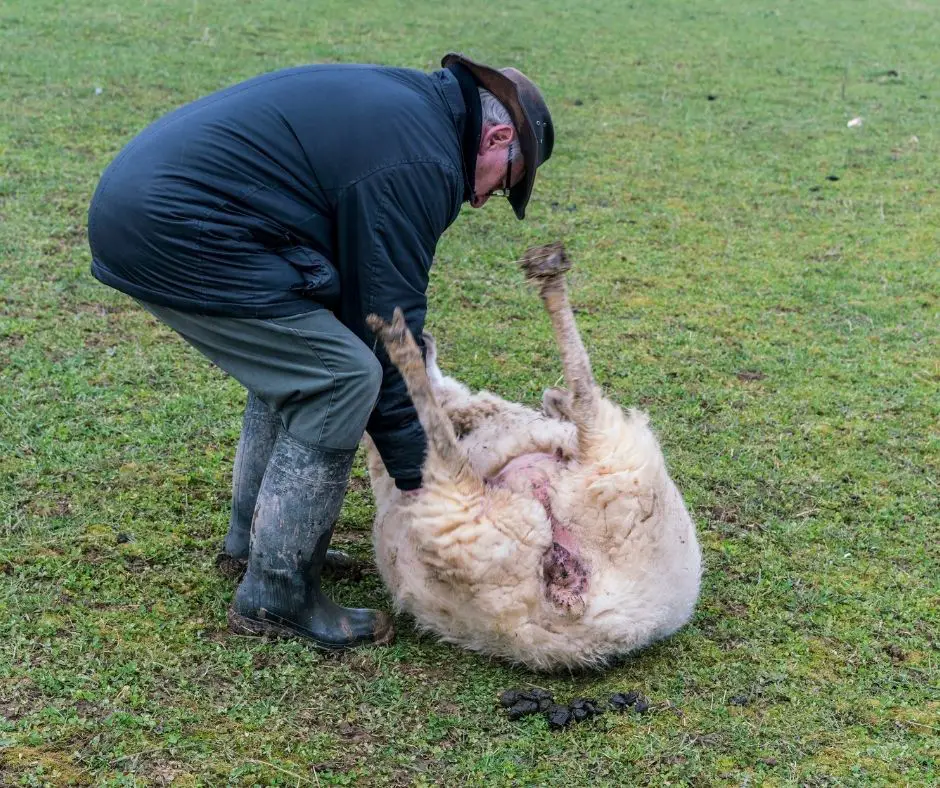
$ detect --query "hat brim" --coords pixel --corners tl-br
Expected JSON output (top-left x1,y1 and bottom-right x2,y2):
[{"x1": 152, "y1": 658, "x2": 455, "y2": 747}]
[{"x1": 442, "y1": 53, "x2": 538, "y2": 220}]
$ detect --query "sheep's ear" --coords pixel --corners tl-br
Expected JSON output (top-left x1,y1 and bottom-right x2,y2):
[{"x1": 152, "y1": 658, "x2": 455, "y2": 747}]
[{"x1": 542, "y1": 387, "x2": 574, "y2": 421}]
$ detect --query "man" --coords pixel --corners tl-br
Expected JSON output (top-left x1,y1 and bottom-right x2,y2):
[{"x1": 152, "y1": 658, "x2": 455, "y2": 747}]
[{"x1": 87, "y1": 53, "x2": 554, "y2": 650}]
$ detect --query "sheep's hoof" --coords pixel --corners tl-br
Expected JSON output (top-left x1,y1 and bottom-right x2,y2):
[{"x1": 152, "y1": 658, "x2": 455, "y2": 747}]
[
  {"x1": 366, "y1": 307, "x2": 417, "y2": 361},
  {"x1": 366, "y1": 312, "x2": 391, "y2": 336},
  {"x1": 520, "y1": 241, "x2": 571, "y2": 283}
]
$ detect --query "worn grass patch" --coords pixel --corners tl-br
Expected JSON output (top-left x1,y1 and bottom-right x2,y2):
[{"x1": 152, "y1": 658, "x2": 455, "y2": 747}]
[{"x1": 1, "y1": 0, "x2": 938, "y2": 784}]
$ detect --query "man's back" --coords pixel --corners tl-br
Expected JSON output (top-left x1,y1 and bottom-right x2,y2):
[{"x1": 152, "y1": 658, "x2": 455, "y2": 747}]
[{"x1": 89, "y1": 64, "x2": 465, "y2": 317}]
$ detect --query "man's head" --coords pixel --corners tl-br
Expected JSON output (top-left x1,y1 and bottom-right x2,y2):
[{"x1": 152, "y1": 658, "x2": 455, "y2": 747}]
[
  {"x1": 470, "y1": 89, "x2": 525, "y2": 209},
  {"x1": 442, "y1": 53, "x2": 553, "y2": 219}
]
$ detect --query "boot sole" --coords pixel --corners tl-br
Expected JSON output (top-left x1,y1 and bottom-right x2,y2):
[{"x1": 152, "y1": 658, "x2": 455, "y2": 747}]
[{"x1": 227, "y1": 606, "x2": 396, "y2": 649}]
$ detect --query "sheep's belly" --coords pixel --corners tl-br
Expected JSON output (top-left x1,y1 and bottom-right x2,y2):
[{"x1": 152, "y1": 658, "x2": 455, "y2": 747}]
[
  {"x1": 486, "y1": 452, "x2": 559, "y2": 493},
  {"x1": 486, "y1": 452, "x2": 589, "y2": 608}
]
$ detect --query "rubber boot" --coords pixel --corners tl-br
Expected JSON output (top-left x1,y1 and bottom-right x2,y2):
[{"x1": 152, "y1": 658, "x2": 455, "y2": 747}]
[
  {"x1": 227, "y1": 431, "x2": 394, "y2": 649},
  {"x1": 215, "y1": 392, "x2": 279, "y2": 579},
  {"x1": 215, "y1": 392, "x2": 360, "y2": 581}
]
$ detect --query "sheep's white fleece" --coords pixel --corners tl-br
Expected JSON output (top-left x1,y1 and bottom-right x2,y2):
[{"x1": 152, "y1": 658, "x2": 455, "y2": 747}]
[{"x1": 366, "y1": 356, "x2": 701, "y2": 671}]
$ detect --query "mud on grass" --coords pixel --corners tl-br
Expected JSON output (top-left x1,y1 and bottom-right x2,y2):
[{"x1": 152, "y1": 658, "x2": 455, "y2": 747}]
[{"x1": 2, "y1": 0, "x2": 938, "y2": 784}]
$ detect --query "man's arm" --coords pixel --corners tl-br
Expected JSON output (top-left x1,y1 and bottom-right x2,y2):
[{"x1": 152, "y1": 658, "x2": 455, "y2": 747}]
[{"x1": 333, "y1": 161, "x2": 461, "y2": 489}]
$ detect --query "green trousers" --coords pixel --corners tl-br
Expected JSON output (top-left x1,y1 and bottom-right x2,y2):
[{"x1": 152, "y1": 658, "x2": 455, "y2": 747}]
[{"x1": 138, "y1": 302, "x2": 382, "y2": 451}]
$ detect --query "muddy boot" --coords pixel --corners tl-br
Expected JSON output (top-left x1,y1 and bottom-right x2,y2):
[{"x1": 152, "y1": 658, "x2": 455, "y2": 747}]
[
  {"x1": 215, "y1": 392, "x2": 280, "y2": 580},
  {"x1": 227, "y1": 431, "x2": 394, "y2": 649},
  {"x1": 215, "y1": 393, "x2": 361, "y2": 581}
]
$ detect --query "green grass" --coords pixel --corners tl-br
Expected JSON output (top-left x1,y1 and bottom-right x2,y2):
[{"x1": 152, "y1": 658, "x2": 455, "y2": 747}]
[{"x1": 1, "y1": 0, "x2": 938, "y2": 784}]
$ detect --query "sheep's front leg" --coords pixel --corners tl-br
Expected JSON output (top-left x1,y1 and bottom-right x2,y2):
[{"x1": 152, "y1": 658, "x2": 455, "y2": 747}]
[
  {"x1": 520, "y1": 242, "x2": 601, "y2": 460},
  {"x1": 367, "y1": 309, "x2": 484, "y2": 497}
]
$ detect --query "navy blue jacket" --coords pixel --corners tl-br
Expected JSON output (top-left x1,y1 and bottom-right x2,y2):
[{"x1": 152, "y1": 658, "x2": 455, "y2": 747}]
[{"x1": 88, "y1": 65, "x2": 472, "y2": 486}]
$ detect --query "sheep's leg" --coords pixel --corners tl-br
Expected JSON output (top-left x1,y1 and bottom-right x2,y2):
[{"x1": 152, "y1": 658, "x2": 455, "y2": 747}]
[
  {"x1": 520, "y1": 242, "x2": 600, "y2": 459},
  {"x1": 368, "y1": 310, "x2": 484, "y2": 496}
]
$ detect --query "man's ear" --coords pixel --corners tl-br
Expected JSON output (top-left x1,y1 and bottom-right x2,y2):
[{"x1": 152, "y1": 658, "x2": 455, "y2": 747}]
[{"x1": 482, "y1": 123, "x2": 514, "y2": 152}]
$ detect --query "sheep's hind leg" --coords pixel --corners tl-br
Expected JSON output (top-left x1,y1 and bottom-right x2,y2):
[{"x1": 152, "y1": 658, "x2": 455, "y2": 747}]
[
  {"x1": 520, "y1": 242, "x2": 600, "y2": 460},
  {"x1": 367, "y1": 310, "x2": 483, "y2": 496}
]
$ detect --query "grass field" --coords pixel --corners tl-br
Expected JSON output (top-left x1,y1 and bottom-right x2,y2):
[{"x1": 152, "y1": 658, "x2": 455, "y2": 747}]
[{"x1": 1, "y1": 0, "x2": 938, "y2": 784}]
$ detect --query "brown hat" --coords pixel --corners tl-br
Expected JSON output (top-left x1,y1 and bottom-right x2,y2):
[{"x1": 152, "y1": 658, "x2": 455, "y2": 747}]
[{"x1": 441, "y1": 52, "x2": 554, "y2": 220}]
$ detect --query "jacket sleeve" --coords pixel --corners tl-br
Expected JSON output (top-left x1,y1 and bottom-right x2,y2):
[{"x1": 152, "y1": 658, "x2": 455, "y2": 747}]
[{"x1": 333, "y1": 161, "x2": 461, "y2": 488}]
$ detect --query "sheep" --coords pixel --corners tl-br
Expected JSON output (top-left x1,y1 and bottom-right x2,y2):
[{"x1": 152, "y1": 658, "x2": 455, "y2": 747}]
[{"x1": 365, "y1": 242, "x2": 702, "y2": 671}]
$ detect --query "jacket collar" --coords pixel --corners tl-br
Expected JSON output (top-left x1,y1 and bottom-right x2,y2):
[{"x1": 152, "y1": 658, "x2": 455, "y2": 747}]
[{"x1": 437, "y1": 65, "x2": 482, "y2": 203}]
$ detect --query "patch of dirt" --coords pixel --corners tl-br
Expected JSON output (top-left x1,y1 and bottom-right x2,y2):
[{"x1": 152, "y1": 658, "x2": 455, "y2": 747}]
[
  {"x1": 73, "y1": 700, "x2": 99, "y2": 719},
  {"x1": 392, "y1": 660, "x2": 456, "y2": 684},
  {"x1": 329, "y1": 531, "x2": 371, "y2": 546},
  {"x1": 684, "y1": 732, "x2": 726, "y2": 748},
  {"x1": 0, "y1": 702, "x2": 25, "y2": 722},
  {"x1": 142, "y1": 759, "x2": 193, "y2": 787},
  {"x1": 82, "y1": 333, "x2": 120, "y2": 350},
  {"x1": 338, "y1": 652, "x2": 384, "y2": 678},
  {"x1": 25, "y1": 495, "x2": 73, "y2": 518},
  {"x1": 337, "y1": 722, "x2": 371, "y2": 742},
  {"x1": 303, "y1": 720, "x2": 389, "y2": 777},
  {"x1": 199, "y1": 627, "x2": 231, "y2": 644},
  {"x1": 251, "y1": 651, "x2": 285, "y2": 670},
  {"x1": 0, "y1": 332, "x2": 26, "y2": 349},
  {"x1": 347, "y1": 476, "x2": 370, "y2": 493},
  {"x1": 81, "y1": 547, "x2": 107, "y2": 564},
  {"x1": 707, "y1": 504, "x2": 740, "y2": 524},
  {"x1": 214, "y1": 553, "x2": 245, "y2": 582},
  {"x1": 0, "y1": 679, "x2": 44, "y2": 721},
  {"x1": 122, "y1": 556, "x2": 162, "y2": 573},
  {"x1": 656, "y1": 754, "x2": 688, "y2": 766},
  {"x1": 306, "y1": 758, "x2": 361, "y2": 779},
  {"x1": 883, "y1": 643, "x2": 906, "y2": 662}
]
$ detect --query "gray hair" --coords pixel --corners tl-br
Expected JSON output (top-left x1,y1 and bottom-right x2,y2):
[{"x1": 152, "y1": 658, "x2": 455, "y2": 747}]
[{"x1": 479, "y1": 88, "x2": 520, "y2": 162}]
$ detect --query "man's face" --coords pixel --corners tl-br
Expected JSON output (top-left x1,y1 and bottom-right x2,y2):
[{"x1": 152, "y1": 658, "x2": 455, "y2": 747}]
[{"x1": 471, "y1": 124, "x2": 525, "y2": 209}]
